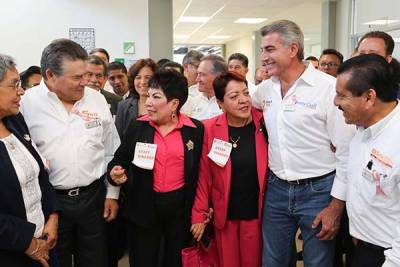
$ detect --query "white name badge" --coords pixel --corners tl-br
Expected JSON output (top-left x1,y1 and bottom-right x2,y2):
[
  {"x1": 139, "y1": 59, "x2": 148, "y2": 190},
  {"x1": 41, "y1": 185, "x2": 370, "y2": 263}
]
[
  {"x1": 283, "y1": 104, "x2": 295, "y2": 112},
  {"x1": 207, "y1": 138, "x2": 232, "y2": 167},
  {"x1": 85, "y1": 120, "x2": 101, "y2": 129},
  {"x1": 362, "y1": 167, "x2": 373, "y2": 182},
  {"x1": 132, "y1": 142, "x2": 158, "y2": 170}
]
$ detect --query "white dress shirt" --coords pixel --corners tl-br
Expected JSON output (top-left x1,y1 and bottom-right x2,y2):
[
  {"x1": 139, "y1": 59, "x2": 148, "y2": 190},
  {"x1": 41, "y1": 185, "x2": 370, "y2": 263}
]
[
  {"x1": 252, "y1": 64, "x2": 354, "y2": 200},
  {"x1": 1, "y1": 134, "x2": 45, "y2": 238},
  {"x1": 188, "y1": 83, "x2": 200, "y2": 97},
  {"x1": 247, "y1": 81, "x2": 258, "y2": 97},
  {"x1": 181, "y1": 93, "x2": 222, "y2": 120},
  {"x1": 20, "y1": 81, "x2": 121, "y2": 199},
  {"x1": 346, "y1": 103, "x2": 400, "y2": 267}
]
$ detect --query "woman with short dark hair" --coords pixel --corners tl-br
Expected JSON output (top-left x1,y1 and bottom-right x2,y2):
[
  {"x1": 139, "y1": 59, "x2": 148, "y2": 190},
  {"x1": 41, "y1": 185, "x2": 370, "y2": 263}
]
[
  {"x1": 191, "y1": 71, "x2": 268, "y2": 267},
  {"x1": 108, "y1": 69, "x2": 204, "y2": 267}
]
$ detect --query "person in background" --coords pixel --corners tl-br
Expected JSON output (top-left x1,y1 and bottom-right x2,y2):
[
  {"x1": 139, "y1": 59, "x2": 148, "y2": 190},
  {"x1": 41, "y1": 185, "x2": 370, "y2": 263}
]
[
  {"x1": 254, "y1": 64, "x2": 270, "y2": 86},
  {"x1": 0, "y1": 54, "x2": 59, "y2": 267},
  {"x1": 318, "y1": 49, "x2": 344, "y2": 77},
  {"x1": 90, "y1": 48, "x2": 110, "y2": 64},
  {"x1": 181, "y1": 54, "x2": 227, "y2": 120},
  {"x1": 87, "y1": 55, "x2": 122, "y2": 116},
  {"x1": 228, "y1": 53, "x2": 257, "y2": 96},
  {"x1": 305, "y1": 55, "x2": 319, "y2": 69},
  {"x1": 334, "y1": 54, "x2": 400, "y2": 267},
  {"x1": 20, "y1": 66, "x2": 42, "y2": 90},
  {"x1": 115, "y1": 58, "x2": 159, "y2": 138},
  {"x1": 157, "y1": 58, "x2": 171, "y2": 68},
  {"x1": 162, "y1": 61, "x2": 184, "y2": 74},
  {"x1": 182, "y1": 50, "x2": 203, "y2": 97},
  {"x1": 108, "y1": 68, "x2": 204, "y2": 267},
  {"x1": 191, "y1": 71, "x2": 268, "y2": 267},
  {"x1": 20, "y1": 39, "x2": 120, "y2": 267},
  {"x1": 107, "y1": 62, "x2": 130, "y2": 99}
]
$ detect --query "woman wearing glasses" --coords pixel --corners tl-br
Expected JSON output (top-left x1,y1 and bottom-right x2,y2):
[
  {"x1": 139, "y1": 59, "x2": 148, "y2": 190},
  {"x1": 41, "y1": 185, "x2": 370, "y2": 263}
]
[{"x1": 0, "y1": 55, "x2": 58, "y2": 267}]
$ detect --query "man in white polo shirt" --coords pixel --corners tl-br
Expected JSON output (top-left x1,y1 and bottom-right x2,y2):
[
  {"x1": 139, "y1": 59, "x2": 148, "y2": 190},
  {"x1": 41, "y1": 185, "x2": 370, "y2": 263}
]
[
  {"x1": 20, "y1": 39, "x2": 120, "y2": 267},
  {"x1": 334, "y1": 54, "x2": 400, "y2": 267},
  {"x1": 253, "y1": 20, "x2": 354, "y2": 267},
  {"x1": 181, "y1": 54, "x2": 226, "y2": 120}
]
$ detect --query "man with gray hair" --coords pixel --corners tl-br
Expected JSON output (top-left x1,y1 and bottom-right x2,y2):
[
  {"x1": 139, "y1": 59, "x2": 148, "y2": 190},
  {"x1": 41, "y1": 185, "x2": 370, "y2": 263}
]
[
  {"x1": 252, "y1": 20, "x2": 354, "y2": 267},
  {"x1": 181, "y1": 54, "x2": 227, "y2": 120},
  {"x1": 182, "y1": 50, "x2": 203, "y2": 97},
  {"x1": 20, "y1": 39, "x2": 120, "y2": 267}
]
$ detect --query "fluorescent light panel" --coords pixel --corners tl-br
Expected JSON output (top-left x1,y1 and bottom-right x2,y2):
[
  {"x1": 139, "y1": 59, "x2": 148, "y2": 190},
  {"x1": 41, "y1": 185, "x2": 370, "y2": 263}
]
[
  {"x1": 174, "y1": 34, "x2": 190, "y2": 39},
  {"x1": 208, "y1": 35, "x2": 231, "y2": 39},
  {"x1": 179, "y1": 16, "x2": 209, "y2": 23},
  {"x1": 234, "y1": 18, "x2": 267, "y2": 24},
  {"x1": 363, "y1": 19, "x2": 398, "y2": 25}
]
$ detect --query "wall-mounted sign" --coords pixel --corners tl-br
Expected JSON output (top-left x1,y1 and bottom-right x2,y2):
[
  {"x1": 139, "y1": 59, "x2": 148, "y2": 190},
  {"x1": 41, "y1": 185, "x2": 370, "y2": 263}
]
[
  {"x1": 69, "y1": 28, "x2": 95, "y2": 52},
  {"x1": 123, "y1": 42, "x2": 135, "y2": 54}
]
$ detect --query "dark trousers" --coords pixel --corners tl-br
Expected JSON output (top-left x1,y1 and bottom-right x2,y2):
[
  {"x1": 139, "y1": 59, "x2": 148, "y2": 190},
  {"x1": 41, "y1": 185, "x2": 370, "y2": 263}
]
[
  {"x1": 106, "y1": 204, "x2": 127, "y2": 267},
  {"x1": 334, "y1": 210, "x2": 354, "y2": 267},
  {"x1": 129, "y1": 187, "x2": 189, "y2": 267},
  {"x1": 352, "y1": 240, "x2": 386, "y2": 267},
  {"x1": 56, "y1": 181, "x2": 107, "y2": 267}
]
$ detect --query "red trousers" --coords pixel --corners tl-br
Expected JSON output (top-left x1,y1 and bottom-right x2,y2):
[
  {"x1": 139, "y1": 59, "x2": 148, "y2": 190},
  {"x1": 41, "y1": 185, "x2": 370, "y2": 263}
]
[{"x1": 214, "y1": 219, "x2": 261, "y2": 267}]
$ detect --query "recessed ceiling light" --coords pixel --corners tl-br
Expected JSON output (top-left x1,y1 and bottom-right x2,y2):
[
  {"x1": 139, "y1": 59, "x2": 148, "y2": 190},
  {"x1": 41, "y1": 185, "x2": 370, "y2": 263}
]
[
  {"x1": 234, "y1": 18, "x2": 268, "y2": 24},
  {"x1": 304, "y1": 38, "x2": 311, "y2": 41},
  {"x1": 208, "y1": 35, "x2": 231, "y2": 39},
  {"x1": 174, "y1": 35, "x2": 190, "y2": 39},
  {"x1": 363, "y1": 19, "x2": 398, "y2": 25},
  {"x1": 179, "y1": 16, "x2": 209, "y2": 23}
]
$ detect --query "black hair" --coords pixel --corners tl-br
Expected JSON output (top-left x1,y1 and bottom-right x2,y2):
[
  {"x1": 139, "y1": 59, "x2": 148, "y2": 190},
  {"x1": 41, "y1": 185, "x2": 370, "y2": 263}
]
[
  {"x1": 162, "y1": 61, "x2": 184, "y2": 74},
  {"x1": 228, "y1": 53, "x2": 249, "y2": 68},
  {"x1": 20, "y1": 66, "x2": 41, "y2": 89},
  {"x1": 213, "y1": 71, "x2": 247, "y2": 102},
  {"x1": 157, "y1": 58, "x2": 171, "y2": 67},
  {"x1": 89, "y1": 48, "x2": 110, "y2": 62},
  {"x1": 337, "y1": 54, "x2": 399, "y2": 102},
  {"x1": 148, "y1": 68, "x2": 188, "y2": 112},
  {"x1": 305, "y1": 56, "x2": 318, "y2": 61},
  {"x1": 320, "y1": 49, "x2": 344, "y2": 63},
  {"x1": 107, "y1": 61, "x2": 127, "y2": 75},
  {"x1": 88, "y1": 55, "x2": 107, "y2": 75}
]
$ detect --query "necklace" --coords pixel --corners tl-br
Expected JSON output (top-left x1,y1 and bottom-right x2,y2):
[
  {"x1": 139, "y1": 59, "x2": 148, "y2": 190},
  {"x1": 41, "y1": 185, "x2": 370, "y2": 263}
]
[{"x1": 229, "y1": 136, "x2": 240, "y2": 149}]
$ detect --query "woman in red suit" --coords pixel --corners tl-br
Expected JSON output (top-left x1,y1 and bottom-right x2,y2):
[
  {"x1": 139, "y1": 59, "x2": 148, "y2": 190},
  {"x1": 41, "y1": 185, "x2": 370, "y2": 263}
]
[{"x1": 191, "y1": 71, "x2": 268, "y2": 267}]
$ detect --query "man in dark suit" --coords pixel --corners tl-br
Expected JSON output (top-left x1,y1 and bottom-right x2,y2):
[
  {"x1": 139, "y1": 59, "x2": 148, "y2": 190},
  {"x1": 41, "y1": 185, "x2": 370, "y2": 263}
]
[{"x1": 87, "y1": 55, "x2": 122, "y2": 116}]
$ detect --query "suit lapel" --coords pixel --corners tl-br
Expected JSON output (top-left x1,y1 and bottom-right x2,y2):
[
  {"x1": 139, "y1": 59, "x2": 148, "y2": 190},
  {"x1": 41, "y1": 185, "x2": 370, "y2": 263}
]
[{"x1": 212, "y1": 115, "x2": 231, "y2": 203}]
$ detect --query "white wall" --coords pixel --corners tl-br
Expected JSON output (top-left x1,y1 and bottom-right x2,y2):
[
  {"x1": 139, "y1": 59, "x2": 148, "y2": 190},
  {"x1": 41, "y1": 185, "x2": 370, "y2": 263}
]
[
  {"x1": 225, "y1": 34, "x2": 256, "y2": 83},
  {"x1": 0, "y1": 0, "x2": 149, "y2": 71}
]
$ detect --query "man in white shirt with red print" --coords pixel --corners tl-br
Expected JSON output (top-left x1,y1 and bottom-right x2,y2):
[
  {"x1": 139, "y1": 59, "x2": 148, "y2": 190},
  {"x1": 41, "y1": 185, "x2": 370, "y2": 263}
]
[
  {"x1": 334, "y1": 54, "x2": 400, "y2": 267},
  {"x1": 20, "y1": 39, "x2": 120, "y2": 267}
]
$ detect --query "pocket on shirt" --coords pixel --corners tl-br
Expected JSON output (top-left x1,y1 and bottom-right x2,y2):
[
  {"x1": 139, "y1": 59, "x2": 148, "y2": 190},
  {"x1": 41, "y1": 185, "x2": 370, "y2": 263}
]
[{"x1": 362, "y1": 174, "x2": 399, "y2": 209}]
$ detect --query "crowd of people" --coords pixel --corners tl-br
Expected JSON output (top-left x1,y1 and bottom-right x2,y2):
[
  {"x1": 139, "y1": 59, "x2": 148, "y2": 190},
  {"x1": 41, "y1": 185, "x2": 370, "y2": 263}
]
[{"x1": 1, "y1": 18, "x2": 399, "y2": 267}]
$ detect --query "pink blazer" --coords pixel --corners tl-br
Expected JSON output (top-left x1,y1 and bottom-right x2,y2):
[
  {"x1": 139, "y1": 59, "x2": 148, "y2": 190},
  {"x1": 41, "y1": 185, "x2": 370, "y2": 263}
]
[{"x1": 191, "y1": 108, "x2": 268, "y2": 229}]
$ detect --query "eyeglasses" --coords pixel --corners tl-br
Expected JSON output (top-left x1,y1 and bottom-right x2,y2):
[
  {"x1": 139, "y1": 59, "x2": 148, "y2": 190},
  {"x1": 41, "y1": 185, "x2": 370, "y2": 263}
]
[
  {"x1": 0, "y1": 80, "x2": 21, "y2": 90},
  {"x1": 319, "y1": 62, "x2": 339, "y2": 68}
]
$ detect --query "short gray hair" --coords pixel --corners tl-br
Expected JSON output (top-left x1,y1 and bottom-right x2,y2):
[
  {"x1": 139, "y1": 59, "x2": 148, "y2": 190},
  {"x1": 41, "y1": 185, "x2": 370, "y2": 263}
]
[
  {"x1": 182, "y1": 50, "x2": 204, "y2": 65},
  {"x1": 202, "y1": 54, "x2": 228, "y2": 74},
  {"x1": 0, "y1": 54, "x2": 16, "y2": 83},
  {"x1": 260, "y1": 19, "x2": 304, "y2": 60}
]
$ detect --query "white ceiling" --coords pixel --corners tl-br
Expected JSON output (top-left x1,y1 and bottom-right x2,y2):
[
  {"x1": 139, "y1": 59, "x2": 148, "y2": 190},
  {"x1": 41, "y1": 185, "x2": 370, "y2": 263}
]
[{"x1": 173, "y1": 0, "x2": 322, "y2": 45}]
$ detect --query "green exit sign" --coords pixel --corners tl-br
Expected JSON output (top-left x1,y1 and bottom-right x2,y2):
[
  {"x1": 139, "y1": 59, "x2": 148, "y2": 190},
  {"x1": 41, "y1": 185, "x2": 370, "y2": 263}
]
[{"x1": 123, "y1": 42, "x2": 135, "y2": 54}]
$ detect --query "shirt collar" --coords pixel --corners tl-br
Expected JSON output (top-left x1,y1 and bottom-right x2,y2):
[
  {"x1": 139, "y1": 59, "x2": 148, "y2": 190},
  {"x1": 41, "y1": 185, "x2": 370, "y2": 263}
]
[
  {"x1": 270, "y1": 62, "x2": 315, "y2": 87},
  {"x1": 362, "y1": 101, "x2": 399, "y2": 141},
  {"x1": 137, "y1": 113, "x2": 197, "y2": 129}
]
